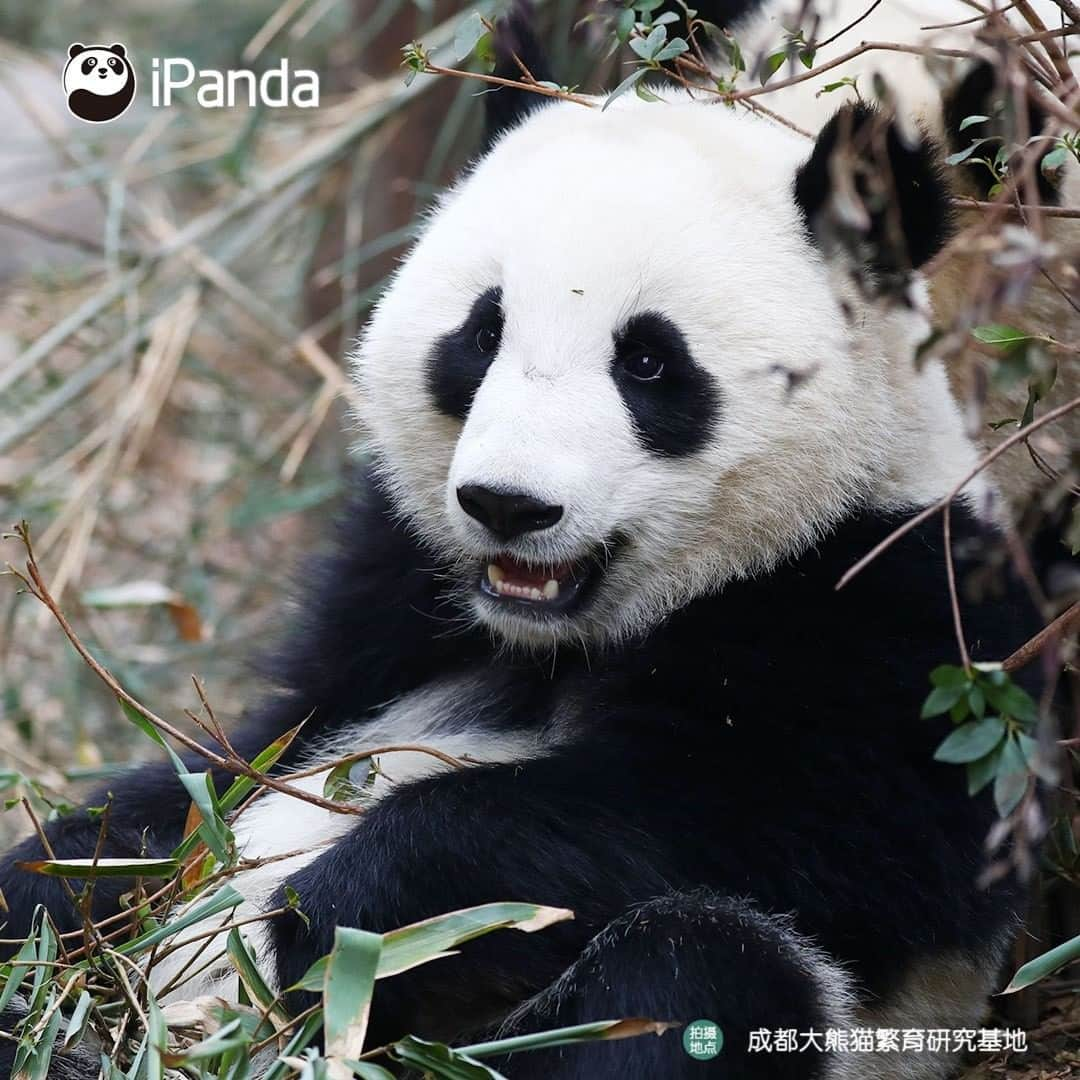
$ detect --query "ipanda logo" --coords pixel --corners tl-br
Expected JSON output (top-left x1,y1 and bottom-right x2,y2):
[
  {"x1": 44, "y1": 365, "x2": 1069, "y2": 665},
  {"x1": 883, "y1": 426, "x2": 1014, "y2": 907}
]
[
  {"x1": 64, "y1": 43, "x2": 136, "y2": 123},
  {"x1": 64, "y1": 42, "x2": 319, "y2": 123}
]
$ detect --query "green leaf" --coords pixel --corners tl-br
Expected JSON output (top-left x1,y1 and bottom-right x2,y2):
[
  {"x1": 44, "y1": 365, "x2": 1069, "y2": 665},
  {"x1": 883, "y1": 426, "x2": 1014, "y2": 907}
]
[
  {"x1": 345, "y1": 1064, "x2": 397, "y2": 1080},
  {"x1": 459, "y1": 1018, "x2": 678, "y2": 1057},
  {"x1": 380, "y1": 902, "x2": 573, "y2": 979},
  {"x1": 261, "y1": 1011, "x2": 325, "y2": 1080},
  {"x1": 117, "y1": 886, "x2": 242, "y2": 959},
  {"x1": 227, "y1": 929, "x2": 285, "y2": 1032},
  {"x1": 982, "y1": 679, "x2": 1039, "y2": 726},
  {"x1": 292, "y1": 902, "x2": 574, "y2": 992},
  {"x1": 946, "y1": 137, "x2": 994, "y2": 165},
  {"x1": 323, "y1": 757, "x2": 374, "y2": 804},
  {"x1": 24, "y1": 988, "x2": 63, "y2": 1080},
  {"x1": 324, "y1": 927, "x2": 383, "y2": 1063},
  {"x1": 145, "y1": 994, "x2": 168, "y2": 1080},
  {"x1": 120, "y1": 700, "x2": 187, "y2": 775},
  {"x1": 654, "y1": 38, "x2": 689, "y2": 62},
  {"x1": 966, "y1": 744, "x2": 1003, "y2": 796},
  {"x1": 629, "y1": 25, "x2": 667, "y2": 59},
  {"x1": 959, "y1": 114, "x2": 990, "y2": 131},
  {"x1": 0, "y1": 914, "x2": 42, "y2": 1015},
  {"x1": 392, "y1": 1036, "x2": 507, "y2": 1080},
  {"x1": 971, "y1": 324, "x2": 1032, "y2": 352},
  {"x1": 930, "y1": 665, "x2": 970, "y2": 690},
  {"x1": 602, "y1": 69, "x2": 648, "y2": 111},
  {"x1": 934, "y1": 716, "x2": 1006, "y2": 764},
  {"x1": 993, "y1": 737, "x2": 1029, "y2": 817},
  {"x1": 921, "y1": 683, "x2": 967, "y2": 718},
  {"x1": 949, "y1": 697, "x2": 971, "y2": 724},
  {"x1": 173, "y1": 722, "x2": 303, "y2": 864},
  {"x1": 1002, "y1": 931, "x2": 1080, "y2": 993},
  {"x1": 454, "y1": 11, "x2": 487, "y2": 62},
  {"x1": 15, "y1": 857, "x2": 179, "y2": 879},
  {"x1": 760, "y1": 49, "x2": 786, "y2": 84},
  {"x1": 179, "y1": 771, "x2": 234, "y2": 864},
  {"x1": 1017, "y1": 732, "x2": 1056, "y2": 783},
  {"x1": 968, "y1": 684, "x2": 986, "y2": 720},
  {"x1": 61, "y1": 990, "x2": 94, "y2": 1051},
  {"x1": 615, "y1": 7, "x2": 635, "y2": 43}
]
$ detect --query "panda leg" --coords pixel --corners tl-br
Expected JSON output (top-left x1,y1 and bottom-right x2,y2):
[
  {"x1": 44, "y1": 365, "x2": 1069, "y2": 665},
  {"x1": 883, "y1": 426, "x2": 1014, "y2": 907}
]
[{"x1": 492, "y1": 892, "x2": 856, "y2": 1080}]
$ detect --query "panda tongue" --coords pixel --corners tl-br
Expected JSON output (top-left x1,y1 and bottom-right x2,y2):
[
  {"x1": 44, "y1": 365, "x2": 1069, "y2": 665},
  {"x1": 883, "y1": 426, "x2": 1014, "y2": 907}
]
[{"x1": 495, "y1": 555, "x2": 571, "y2": 588}]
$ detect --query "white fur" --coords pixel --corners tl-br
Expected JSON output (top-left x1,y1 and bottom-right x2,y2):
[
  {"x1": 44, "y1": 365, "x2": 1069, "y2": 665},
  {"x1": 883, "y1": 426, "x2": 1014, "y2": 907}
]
[{"x1": 353, "y1": 94, "x2": 988, "y2": 649}]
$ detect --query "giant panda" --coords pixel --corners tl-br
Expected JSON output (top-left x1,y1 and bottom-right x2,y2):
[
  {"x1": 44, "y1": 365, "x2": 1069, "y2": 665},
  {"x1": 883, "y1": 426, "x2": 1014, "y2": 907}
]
[{"x1": 0, "y1": 7, "x2": 1051, "y2": 1080}]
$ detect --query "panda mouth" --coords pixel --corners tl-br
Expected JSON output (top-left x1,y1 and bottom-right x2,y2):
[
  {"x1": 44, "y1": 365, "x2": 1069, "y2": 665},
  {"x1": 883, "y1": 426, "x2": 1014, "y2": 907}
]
[{"x1": 477, "y1": 547, "x2": 611, "y2": 614}]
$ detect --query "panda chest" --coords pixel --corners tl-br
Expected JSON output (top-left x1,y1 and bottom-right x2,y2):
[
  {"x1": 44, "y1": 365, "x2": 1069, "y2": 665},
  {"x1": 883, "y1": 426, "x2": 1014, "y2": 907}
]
[{"x1": 230, "y1": 671, "x2": 563, "y2": 866}]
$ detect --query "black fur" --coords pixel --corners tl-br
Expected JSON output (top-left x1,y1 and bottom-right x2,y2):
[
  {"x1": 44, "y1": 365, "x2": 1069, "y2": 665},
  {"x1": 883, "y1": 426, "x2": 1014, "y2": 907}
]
[
  {"x1": 943, "y1": 60, "x2": 1060, "y2": 204},
  {"x1": 495, "y1": 895, "x2": 837, "y2": 1079},
  {"x1": 483, "y1": 4, "x2": 555, "y2": 150},
  {"x1": 794, "y1": 103, "x2": 953, "y2": 279},
  {"x1": 611, "y1": 312, "x2": 721, "y2": 457},
  {"x1": 1, "y1": 466, "x2": 1035, "y2": 1078},
  {"x1": 427, "y1": 286, "x2": 503, "y2": 420}
]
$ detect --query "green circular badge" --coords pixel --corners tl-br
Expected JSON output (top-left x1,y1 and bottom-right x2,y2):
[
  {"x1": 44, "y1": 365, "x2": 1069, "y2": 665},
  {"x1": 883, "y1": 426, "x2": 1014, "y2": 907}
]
[{"x1": 683, "y1": 1019, "x2": 723, "y2": 1060}]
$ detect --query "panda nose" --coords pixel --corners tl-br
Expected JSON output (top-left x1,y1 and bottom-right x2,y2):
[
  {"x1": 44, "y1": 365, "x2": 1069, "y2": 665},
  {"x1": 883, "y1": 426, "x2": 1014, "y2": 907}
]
[{"x1": 456, "y1": 485, "x2": 563, "y2": 541}]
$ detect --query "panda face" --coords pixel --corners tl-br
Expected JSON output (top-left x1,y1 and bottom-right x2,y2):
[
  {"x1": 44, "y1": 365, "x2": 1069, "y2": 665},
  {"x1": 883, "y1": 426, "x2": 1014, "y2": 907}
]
[
  {"x1": 63, "y1": 44, "x2": 135, "y2": 123},
  {"x1": 354, "y1": 98, "x2": 975, "y2": 648},
  {"x1": 67, "y1": 50, "x2": 127, "y2": 95}
]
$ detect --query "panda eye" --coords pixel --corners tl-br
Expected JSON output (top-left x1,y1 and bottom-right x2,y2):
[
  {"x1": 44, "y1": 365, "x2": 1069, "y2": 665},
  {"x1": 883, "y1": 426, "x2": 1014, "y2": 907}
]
[
  {"x1": 621, "y1": 352, "x2": 664, "y2": 382},
  {"x1": 474, "y1": 322, "x2": 500, "y2": 355},
  {"x1": 82, "y1": 57, "x2": 96, "y2": 74},
  {"x1": 108, "y1": 57, "x2": 121, "y2": 70}
]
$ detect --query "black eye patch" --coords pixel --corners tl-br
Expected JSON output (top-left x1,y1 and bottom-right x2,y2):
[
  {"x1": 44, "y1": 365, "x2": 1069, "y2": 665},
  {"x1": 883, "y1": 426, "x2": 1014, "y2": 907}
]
[
  {"x1": 612, "y1": 312, "x2": 720, "y2": 457},
  {"x1": 82, "y1": 56, "x2": 97, "y2": 74},
  {"x1": 427, "y1": 287, "x2": 503, "y2": 420}
]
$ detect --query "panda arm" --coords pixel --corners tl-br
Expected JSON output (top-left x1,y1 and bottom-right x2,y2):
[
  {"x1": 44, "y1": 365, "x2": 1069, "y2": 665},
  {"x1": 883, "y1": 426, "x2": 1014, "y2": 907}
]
[
  {"x1": 269, "y1": 741, "x2": 680, "y2": 1044},
  {"x1": 0, "y1": 468, "x2": 479, "y2": 944}
]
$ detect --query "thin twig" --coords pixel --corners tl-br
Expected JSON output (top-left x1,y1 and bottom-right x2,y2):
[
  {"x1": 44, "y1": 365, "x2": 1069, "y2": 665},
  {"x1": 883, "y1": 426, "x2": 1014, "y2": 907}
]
[
  {"x1": 836, "y1": 395, "x2": 1080, "y2": 590},
  {"x1": 1004, "y1": 601, "x2": 1080, "y2": 672}
]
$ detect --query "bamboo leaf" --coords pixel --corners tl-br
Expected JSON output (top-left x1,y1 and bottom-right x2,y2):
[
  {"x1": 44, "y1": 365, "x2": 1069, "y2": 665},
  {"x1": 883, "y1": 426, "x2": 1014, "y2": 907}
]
[
  {"x1": 324, "y1": 927, "x2": 383, "y2": 1063},
  {"x1": 291, "y1": 902, "x2": 574, "y2": 991},
  {"x1": 1002, "y1": 931, "x2": 1080, "y2": 993},
  {"x1": 459, "y1": 1017, "x2": 679, "y2": 1057},
  {"x1": 61, "y1": 991, "x2": 94, "y2": 1051},
  {"x1": 16, "y1": 858, "x2": 179, "y2": 879},
  {"x1": 392, "y1": 1036, "x2": 507, "y2": 1079}
]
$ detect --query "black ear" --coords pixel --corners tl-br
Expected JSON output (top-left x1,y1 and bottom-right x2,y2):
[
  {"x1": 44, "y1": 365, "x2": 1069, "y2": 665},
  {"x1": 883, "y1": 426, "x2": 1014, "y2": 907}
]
[
  {"x1": 943, "y1": 59, "x2": 1058, "y2": 203},
  {"x1": 482, "y1": 2, "x2": 554, "y2": 150},
  {"x1": 109, "y1": 43, "x2": 127, "y2": 58},
  {"x1": 68, "y1": 43, "x2": 87, "y2": 59},
  {"x1": 794, "y1": 103, "x2": 953, "y2": 284}
]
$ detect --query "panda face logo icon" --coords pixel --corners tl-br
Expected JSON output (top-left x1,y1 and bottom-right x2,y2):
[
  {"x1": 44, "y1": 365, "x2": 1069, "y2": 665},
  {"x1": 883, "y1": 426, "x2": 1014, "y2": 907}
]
[{"x1": 63, "y1": 43, "x2": 136, "y2": 123}]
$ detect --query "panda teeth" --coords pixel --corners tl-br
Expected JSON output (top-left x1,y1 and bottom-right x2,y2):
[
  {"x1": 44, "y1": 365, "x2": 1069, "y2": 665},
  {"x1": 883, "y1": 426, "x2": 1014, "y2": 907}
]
[{"x1": 486, "y1": 564, "x2": 562, "y2": 603}]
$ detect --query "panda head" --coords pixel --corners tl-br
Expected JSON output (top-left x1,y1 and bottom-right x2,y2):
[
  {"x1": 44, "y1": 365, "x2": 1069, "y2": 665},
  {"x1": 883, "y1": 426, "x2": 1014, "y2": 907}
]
[
  {"x1": 354, "y1": 22, "x2": 981, "y2": 650},
  {"x1": 63, "y1": 43, "x2": 135, "y2": 123}
]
